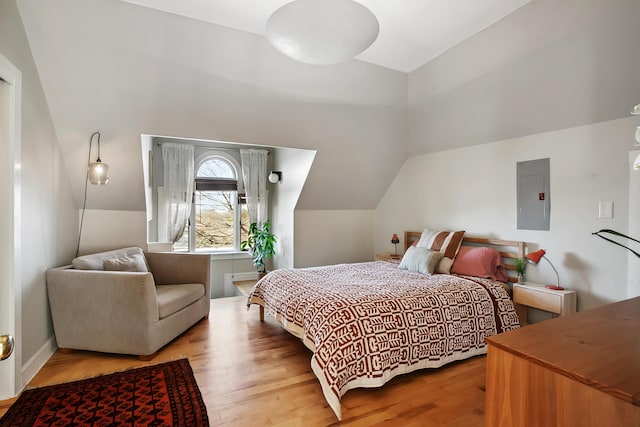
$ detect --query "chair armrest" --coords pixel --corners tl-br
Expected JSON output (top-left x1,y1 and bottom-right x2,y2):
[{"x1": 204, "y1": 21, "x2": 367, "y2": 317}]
[
  {"x1": 144, "y1": 252, "x2": 211, "y2": 298},
  {"x1": 46, "y1": 267, "x2": 159, "y2": 325}
]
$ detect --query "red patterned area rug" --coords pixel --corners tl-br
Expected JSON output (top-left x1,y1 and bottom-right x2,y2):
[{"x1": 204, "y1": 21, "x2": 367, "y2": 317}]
[{"x1": 0, "y1": 358, "x2": 208, "y2": 426}]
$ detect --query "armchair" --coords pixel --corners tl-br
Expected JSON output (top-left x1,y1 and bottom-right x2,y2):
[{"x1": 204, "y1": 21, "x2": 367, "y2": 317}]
[{"x1": 46, "y1": 248, "x2": 210, "y2": 359}]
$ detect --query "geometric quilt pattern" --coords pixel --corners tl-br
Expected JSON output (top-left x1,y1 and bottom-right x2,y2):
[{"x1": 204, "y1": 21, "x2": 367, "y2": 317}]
[{"x1": 248, "y1": 261, "x2": 519, "y2": 419}]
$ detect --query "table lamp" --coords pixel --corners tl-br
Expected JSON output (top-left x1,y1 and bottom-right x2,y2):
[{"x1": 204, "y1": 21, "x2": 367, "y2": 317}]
[
  {"x1": 391, "y1": 234, "x2": 400, "y2": 258},
  {"x1": 526, "y1": 249, "x2": 563, "y2": 290}
]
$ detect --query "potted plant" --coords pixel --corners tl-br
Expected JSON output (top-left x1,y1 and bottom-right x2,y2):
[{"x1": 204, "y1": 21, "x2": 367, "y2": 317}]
[
  {"x1": 514, "y1": 258, "x2": 527, "y2": 283},
  {"x1": 241, "y1": 221, "x2": 277, "y2": 276}
]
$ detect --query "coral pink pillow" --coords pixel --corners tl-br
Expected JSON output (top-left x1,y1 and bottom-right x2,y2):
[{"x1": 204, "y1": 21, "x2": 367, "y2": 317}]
[{"x1": 451, "y1": 246, "x2": 508, "y2": 282}]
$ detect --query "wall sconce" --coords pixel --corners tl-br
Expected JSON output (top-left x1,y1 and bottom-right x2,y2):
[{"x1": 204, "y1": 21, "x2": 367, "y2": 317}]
[
  {"x1": 76, "y1": 131, "x2": 110, "y2": 257},
  {"x1": 268, "y1": 171, "x2": 282, "y2": 183},
  {"x1": 88, "y1": 131, "x2": 109, "y2": 185},
  {"x1": 526, "y1": 249, "x2": 563, "y2": 290}
]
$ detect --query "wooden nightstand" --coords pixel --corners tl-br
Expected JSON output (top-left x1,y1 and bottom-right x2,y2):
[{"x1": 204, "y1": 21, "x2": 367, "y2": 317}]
[
  {"x1": 375, "y1": 253, "x2": 402, "y2": 263},
  {"x1": 513, "y1": 282, "x2": 577, "y2": 325}
]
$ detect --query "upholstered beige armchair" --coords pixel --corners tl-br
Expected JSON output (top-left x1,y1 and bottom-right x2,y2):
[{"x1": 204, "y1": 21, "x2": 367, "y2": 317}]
[{"x1": 46, "y1": 248, "x2": 210, "y2": 360}]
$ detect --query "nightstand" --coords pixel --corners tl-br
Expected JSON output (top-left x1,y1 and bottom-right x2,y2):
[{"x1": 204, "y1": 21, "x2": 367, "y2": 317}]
[
  {"x1": 513, "y1": 282, "x2": 577, "y2": 325},
  {"x1": 375, "y1": 253, "x2": 402, "y2": 263}
]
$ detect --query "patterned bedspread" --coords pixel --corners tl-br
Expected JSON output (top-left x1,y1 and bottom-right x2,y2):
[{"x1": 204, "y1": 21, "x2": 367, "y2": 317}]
[{"x1": 247, "y1": 261, "x2": 520, "y2": 420}]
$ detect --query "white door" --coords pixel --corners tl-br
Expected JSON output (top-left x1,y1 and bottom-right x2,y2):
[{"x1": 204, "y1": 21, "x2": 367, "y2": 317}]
[{"x1": 0, "y1": 53, "x2": 21, "y2": 400}]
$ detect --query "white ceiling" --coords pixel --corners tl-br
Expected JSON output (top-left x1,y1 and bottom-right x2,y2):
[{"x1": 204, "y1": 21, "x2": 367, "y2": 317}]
[{"x1": 120, "y1": 0, "x2": 531, "y2": 73}]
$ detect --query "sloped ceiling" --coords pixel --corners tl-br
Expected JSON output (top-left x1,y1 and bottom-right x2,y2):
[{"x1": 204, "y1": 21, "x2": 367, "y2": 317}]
[
  {"x1": 407, "y1": 0, "x2": 640, "y2": 155},
  {"x1": 118, "y1": 0, "x2": 531, "y2": 73},
  {"x1": 17, "y1": 0, "x2": 640, "y2": 213},
  {"x1": 17, "y1": 0, "x2": 407, "y2": 211}
]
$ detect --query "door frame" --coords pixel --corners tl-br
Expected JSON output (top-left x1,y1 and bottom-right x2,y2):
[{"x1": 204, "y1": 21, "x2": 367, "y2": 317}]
[
  {"x1": 629, "y1": 150, "x2": 640, "y2": 298},
  {"x1": 0, "y1": 51, "x2": 22, "y2": 399}
]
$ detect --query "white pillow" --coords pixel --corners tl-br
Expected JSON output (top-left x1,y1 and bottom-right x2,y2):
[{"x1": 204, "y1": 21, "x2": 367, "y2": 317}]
[
  {"x1": 415, "y1": 229, "x2": 465, "y2": 274},
  {"x1": 399, "y1": 246, "x2": 443, "y2": 275},
  {"x1": 72, "y1": 247, "x2": 146, "y2": 270},
  {"x1": 103, "y1": 253, "x2": 148, "y2": 272}
]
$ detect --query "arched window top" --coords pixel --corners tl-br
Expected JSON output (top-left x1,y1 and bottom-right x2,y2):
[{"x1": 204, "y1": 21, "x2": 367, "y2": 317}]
[{"x1": 196, "y1": 156, "x2": 236, "y2": 179}]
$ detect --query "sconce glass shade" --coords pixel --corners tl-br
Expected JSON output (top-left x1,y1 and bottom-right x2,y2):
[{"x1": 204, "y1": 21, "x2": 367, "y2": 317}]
[
  {"x1": 87, "y1": 131, "x2": 109, "y2": 185},
  {"x1": 631, "y1": 104, "x2": 640, "y2": 115},
  {"x1": 89, "y1": 160, "x2": 109, "y2": 185},
  {"x1": 634, "y1": 153, "x2": 640, "y2": 171},
  {"x1": 266, "y1": 0, "x2": 379, "y2": 65}
]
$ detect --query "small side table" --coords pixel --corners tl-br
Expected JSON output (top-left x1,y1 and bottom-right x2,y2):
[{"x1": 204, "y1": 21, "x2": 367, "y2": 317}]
[
  {"x1": 513, "y1": 282, "x2": 577, "y2": 325},
  {"x1": 375, "y1": 253, "x2": 402, "y2": 263}
]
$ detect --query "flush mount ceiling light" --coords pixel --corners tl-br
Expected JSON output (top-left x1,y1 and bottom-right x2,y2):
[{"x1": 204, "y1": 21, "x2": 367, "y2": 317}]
[{"x1": 265, "y1": 0, "x2": 379, "y2": 65}]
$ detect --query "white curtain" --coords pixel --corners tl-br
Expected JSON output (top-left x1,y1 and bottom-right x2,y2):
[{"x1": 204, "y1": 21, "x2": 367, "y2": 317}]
[
  {"x1": 240, "y1": 149, "x2": 268, "y2": 226},
  {"x1": 162, "y1": 143, "x2": 194, "y2": 243}
]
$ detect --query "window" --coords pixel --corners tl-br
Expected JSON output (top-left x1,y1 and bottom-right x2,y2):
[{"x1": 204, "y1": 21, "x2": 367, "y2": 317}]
[{"x1": 175, "y1": 152, "x2": 249, "y2": 252}]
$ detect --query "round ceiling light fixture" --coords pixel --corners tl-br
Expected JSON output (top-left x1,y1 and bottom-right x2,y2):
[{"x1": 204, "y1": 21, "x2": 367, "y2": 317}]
[{"x1": 265, "y1": 0, "x2": 379, "y2": 65}]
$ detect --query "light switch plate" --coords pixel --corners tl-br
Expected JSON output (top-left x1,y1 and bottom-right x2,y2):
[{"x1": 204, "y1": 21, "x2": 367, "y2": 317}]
[{"x1": 598, "y1": 201, "x2": 613, "y2": 218}]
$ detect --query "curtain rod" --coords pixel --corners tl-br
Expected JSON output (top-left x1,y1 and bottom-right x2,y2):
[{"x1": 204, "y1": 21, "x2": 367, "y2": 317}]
[{"x1": 155, "y1": 141, "x2": 270, "y2": 153}]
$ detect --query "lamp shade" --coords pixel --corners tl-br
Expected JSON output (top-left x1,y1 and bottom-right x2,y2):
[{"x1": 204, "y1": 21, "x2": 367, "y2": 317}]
[
  {"x1": 526, "y1": 249, "x2": 561, "y2": 288},
  {"x1": 391, "y1": 234, "x2": 400, "y2": 244},
  {"x1": 634, "y1": 153, "x2": 640, "y2": 171},
  {"x1": 88, "y1": 161, "x2": 109, "y2": 185},
  {"x1": 526, "y1": 249, "x2": 546, "y2": 265},
  {"x1": 266, "y1": 0, "x2": 379, "y2": 65}
]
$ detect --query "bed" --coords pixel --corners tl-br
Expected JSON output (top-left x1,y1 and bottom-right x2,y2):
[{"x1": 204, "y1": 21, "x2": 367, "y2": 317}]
[{"x1": 247, "y1": 231, "x2": 524, "y2": 420}]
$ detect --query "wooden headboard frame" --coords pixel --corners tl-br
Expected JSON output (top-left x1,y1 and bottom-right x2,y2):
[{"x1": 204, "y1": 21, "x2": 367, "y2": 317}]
[{"x1": 404, "y1": 231, "x2": 526, "y2": 284}]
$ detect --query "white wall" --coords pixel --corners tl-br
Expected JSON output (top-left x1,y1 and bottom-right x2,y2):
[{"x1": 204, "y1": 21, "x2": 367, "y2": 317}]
[
  {"x1": 17, "y1": 0, "x2": 408, "y2": 213},
  {"x1": 376, "y1": 117, "x2": 637, "y2": 311},
  {"x1": 270, "y1": 147, "x2": 316, "y2": 269},
  {"x1": 294, "y1": 210, "x2": 374, "y2": 267},
  {"x1": 77, "y1": 210, "x2": 148, "y2": 255},
  {"x1": 0, "y1": 1, "x2": 78, "y2": 380},
  {"x1": 210, "y1": 255, "x2": 255, "y2": 299}
]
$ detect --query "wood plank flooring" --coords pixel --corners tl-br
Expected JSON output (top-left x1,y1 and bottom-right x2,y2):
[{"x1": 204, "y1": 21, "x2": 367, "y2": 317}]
[{"x1": 0, "y1": 296, "x2": 487, "y2": 426}]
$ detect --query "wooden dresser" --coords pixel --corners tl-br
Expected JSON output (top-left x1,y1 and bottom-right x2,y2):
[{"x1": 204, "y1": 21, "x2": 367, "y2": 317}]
[{"x1": 486, "y1": 297, "x2": 640, "y2": 426}]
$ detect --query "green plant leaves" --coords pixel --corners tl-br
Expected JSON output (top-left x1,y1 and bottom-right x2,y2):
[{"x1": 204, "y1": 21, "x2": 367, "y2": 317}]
[{"x1": 241, "y1": 221, "x2": 277, "y2": 273}]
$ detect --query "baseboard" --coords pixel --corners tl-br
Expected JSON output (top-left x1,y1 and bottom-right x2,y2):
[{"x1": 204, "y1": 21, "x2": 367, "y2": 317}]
[{"x1": 20, "y1": 336, "x2": 56, "y2": 391}]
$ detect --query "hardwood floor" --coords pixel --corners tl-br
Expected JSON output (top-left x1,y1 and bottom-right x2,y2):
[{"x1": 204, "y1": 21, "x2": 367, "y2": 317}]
[{"x1": 0, "y1": 296, "x2": 487, "y2": 426}]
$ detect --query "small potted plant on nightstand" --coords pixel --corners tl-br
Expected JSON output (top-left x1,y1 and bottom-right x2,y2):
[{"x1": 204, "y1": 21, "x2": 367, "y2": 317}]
[
  {"x1": 241, "y1": 221, "x2": 277, "y2": 278},
  {"x1": 514, "y1": 258, "x2": 527, "y2": 283}
]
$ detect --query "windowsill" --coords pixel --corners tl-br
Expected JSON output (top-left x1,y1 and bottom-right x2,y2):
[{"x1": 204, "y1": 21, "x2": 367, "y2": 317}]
[
  {"x1": 147, "y1": 243, "x2": 252, "y2": 260},
  {"x1": 206, "y1": 251, "x2": 252, "y2": 261}
]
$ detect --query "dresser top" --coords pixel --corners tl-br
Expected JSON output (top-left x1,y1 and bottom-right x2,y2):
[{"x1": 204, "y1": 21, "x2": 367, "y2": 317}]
[{"x1": 487, "y1": 296, "x2": 640, "y2": 405}]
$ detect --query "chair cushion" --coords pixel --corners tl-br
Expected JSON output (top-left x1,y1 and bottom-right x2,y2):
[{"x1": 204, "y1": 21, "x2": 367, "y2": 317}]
[
  {"x1": 155, "y1": 284, "x2": 205, "y2": 319},
  {"x1": 72, "y1": 247, "x2": 147, "y2": 271},
  {"x1": 103, "y1": 253, "x2": 148, "y2": 272}
]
